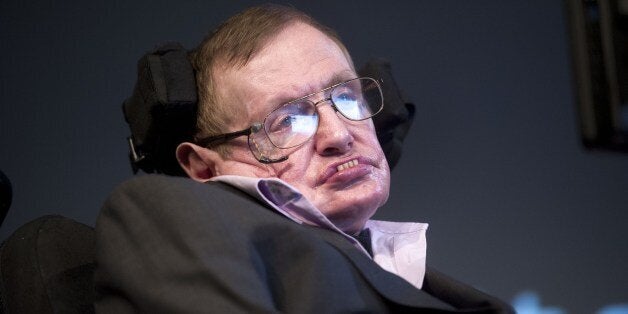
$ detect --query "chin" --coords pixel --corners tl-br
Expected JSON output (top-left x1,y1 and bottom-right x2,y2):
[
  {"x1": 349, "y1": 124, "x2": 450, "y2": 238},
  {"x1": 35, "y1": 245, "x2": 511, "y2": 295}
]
[
  {"x1": 316, "y1": 172, "x2": 390, "y2": 232},
  {"x1": 324, "y1": 195, "x2": 383, "y2": 234}
]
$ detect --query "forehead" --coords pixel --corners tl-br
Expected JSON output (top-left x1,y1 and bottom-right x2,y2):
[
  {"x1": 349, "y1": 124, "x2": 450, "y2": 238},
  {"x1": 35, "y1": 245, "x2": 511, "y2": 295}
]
[{"x1": 213, "y1": 22, "x2": 355, "y2": 126}]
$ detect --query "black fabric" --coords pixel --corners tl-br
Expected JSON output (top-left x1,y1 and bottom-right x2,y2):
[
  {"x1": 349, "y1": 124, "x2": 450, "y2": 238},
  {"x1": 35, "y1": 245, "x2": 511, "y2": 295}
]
[
  {"x1": 421, "y1": 268, "x2": 514, "y2": 311},
  {"x1": 358, "y1": 59, "x2": 416, "y2": 170},
  {"x1": 0, "y1": 215, "x2": 95, "y2": 314}
]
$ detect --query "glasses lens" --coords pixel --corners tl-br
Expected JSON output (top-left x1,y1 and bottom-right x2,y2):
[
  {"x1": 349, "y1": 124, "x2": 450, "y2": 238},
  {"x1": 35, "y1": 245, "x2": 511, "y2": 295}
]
[
  {"x1": 331, "y1": 78, "x2": 383, "y2": 121},
  {"x1": 264, "y1": 100, "x2": 319, "y2": 148}
]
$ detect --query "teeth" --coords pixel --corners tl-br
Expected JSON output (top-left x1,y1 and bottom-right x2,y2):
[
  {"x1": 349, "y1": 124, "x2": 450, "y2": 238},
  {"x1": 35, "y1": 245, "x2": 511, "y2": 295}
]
[{"x1": 337, "y1": 159, "x2": 358, "y2": 172}]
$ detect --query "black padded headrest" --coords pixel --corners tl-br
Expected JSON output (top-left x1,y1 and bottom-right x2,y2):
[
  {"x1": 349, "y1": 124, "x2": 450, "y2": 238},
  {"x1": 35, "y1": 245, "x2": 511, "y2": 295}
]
[
  {"x1": 123, "y1": 43, "x2": 197, "y2": 176},
  {"x1": 123, "y1": 42, "x2": 414, "y2": 174}
]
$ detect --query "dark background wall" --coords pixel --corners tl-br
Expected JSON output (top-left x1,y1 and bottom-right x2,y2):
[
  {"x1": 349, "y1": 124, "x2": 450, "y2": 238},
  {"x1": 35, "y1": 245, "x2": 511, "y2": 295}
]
[{"x1": 1, "y1": 1, "x2": 627, "y2": 312}]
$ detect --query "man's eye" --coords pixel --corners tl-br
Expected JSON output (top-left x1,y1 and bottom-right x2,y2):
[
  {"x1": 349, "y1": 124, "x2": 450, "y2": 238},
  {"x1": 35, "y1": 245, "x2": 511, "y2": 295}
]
[
  {"x1": 268, "y1": 115, "x2": 294, "y2": 133},
  {"x1": 335, "y1": 91, "x2": 357, "y2": 103}
]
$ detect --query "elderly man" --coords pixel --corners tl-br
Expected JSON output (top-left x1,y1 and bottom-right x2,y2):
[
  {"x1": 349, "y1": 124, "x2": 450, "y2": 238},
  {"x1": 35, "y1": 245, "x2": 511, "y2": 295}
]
[{"x1": 95, "y1": 4, "x2": 512, "y2": 313}]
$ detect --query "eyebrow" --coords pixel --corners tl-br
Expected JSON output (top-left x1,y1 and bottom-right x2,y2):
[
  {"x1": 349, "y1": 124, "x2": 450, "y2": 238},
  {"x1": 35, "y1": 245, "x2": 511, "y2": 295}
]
[
  {"x1": 323, "y1": 70, "x2": 357, "y2": 90},
  {"x1": 270, "y1": 70, "x2": 357, "y2": 109}
]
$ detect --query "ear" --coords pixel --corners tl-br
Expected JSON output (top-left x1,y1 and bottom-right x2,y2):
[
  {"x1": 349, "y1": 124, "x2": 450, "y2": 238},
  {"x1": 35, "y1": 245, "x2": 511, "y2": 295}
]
[{"x1": 175, "y1": 142, "x2": 224, "y2": 182}]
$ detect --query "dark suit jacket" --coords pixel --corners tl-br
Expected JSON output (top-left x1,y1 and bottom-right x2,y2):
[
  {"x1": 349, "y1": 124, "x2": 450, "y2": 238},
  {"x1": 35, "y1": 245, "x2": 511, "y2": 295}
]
[{"x1": 94, "y1": 175, "x2": 513, "y2": 313}]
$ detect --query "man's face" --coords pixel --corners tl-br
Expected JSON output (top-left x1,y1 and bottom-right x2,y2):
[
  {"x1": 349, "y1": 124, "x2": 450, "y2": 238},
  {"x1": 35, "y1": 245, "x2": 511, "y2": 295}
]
[{"x1": 211, "y1": 22, "x2": 390, "y2": 234}]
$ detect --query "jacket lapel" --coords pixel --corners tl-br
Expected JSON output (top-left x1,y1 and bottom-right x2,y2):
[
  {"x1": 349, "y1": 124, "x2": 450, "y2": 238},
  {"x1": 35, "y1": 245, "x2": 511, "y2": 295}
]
[
  {"x1": 311, "y1": 226, "x2": 514, "y2": 313},
  {"x1": 310, "y1": 226, "x2": 456, "y2": 311}
]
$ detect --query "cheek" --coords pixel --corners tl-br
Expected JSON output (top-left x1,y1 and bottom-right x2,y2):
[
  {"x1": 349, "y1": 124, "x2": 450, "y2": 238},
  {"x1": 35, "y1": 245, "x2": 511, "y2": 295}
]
[
  {"x1": 354, "y1": 125, "x2": 386, "y2": 159},
  {"x1": 365, "y1": 161, "x2": 390, "y2": 200},
  {"x1": 220, "y1": 147, "x2": 277, "y2": 178},
  {"x1": 358, "y1": 126, "x2": 391, "y2": 201},
  {"x1": 377, "y1": 170, "x2": 391, "y2": 204},
  {"x1": 271, "y1": 148, "x2": 317, "y2": 182},
  {"x1": 351, "y1": 120, "x2": 378, "y2": 143}
]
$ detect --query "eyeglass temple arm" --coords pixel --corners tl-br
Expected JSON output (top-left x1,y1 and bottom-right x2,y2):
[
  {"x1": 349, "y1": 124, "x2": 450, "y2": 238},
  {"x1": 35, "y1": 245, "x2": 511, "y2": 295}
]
[
  {"x1": 258, "y1": 155, "x2": 288, "y2": 164},
  {"x1": 196, "y1": 128, "x2": 252, "y2": 147},
  {"x1": 195, "y1": 127, "x2": 289, "y2": 164}
]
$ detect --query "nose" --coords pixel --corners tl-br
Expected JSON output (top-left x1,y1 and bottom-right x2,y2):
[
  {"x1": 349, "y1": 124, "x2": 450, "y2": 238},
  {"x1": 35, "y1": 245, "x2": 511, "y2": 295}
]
[{"x1": 313, "y1": 102, "x2": 354, "y2": 156}]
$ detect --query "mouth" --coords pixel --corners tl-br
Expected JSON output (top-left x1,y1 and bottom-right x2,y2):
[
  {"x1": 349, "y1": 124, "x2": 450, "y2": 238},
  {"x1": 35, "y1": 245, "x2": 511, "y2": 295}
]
[{"x1": 317, "y1": 157, "x2": 375, "y2": 186}]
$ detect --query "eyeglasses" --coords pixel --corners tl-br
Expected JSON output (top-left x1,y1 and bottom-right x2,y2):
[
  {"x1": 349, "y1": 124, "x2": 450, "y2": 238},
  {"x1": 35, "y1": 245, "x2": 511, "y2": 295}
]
[{"x1": 196, "y1": 77, "x2": 384, "y2": 163}]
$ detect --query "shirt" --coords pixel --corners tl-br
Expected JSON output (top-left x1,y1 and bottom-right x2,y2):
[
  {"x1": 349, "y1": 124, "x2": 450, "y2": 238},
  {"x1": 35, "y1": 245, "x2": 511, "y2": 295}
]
[{"x1": 211, "y1": 175, "x2": 428, "y2": 289}]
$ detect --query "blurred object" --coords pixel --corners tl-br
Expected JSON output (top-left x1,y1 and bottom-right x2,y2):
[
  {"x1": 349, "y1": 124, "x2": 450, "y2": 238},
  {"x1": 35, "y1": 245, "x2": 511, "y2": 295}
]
[
  {"x1": 0, "y1": 215, "x2": 95, "y2": 313},
  {"x1": 566, "y1": 0, "x2": 628, "y2": 152},
  {"x1": 0, "y1": 169, "x2": 12, "y2": 228}
]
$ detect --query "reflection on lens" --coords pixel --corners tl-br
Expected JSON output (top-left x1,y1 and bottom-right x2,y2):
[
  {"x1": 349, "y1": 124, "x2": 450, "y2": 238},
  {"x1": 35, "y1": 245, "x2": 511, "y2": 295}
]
[
  {"x1": 279, "y1": 115, "x2": 318, "y2": 148},
  {"x1": 332, "y1": 78, "x2": 382, "y2": 121},
  {"x1": 265, "y1": 101, "x2": 319, "y2": 149},
  {"x1": 335, "y1": 100, "x2": 361, "y2": 120}
]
